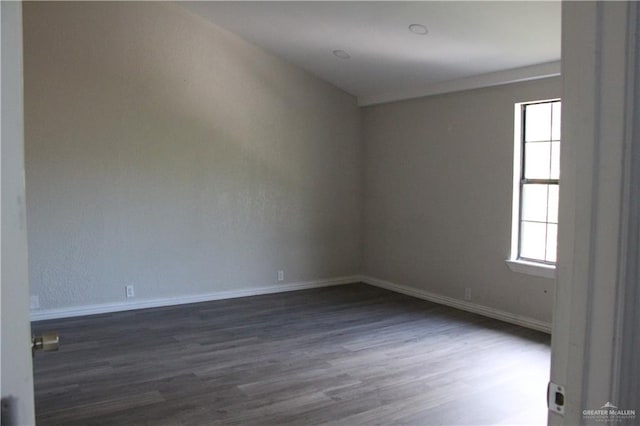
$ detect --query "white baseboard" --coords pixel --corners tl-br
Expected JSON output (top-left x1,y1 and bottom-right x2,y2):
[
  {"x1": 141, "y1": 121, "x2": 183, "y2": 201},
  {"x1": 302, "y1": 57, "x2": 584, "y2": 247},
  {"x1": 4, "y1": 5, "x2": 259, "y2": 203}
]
[
  {"x1": 32, "y1": 275, "x2": 552, "y2": 334},
  {"x1": 359, "y1": 275, "x2": 552, "y2": 334},
  {"x1": 30, "y1": 275, "x2": 359, "y2": 322}
]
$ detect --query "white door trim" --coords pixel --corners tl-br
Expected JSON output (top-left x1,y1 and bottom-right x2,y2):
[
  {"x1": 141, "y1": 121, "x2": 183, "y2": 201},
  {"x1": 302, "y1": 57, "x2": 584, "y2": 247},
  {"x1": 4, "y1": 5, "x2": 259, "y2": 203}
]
[
  {"x1": 1, "y1": 2, "x2": 36, "y2": 424},
  {"x1": 550, "y1": 2, "x2": 639, "y2": 423}
]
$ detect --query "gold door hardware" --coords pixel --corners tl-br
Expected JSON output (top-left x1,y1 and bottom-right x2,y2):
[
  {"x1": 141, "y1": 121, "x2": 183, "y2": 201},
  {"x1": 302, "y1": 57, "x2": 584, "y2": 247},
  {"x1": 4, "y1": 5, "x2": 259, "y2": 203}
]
[{"x1": 32, "y1": 332, "x2": 59, "y2": 356}]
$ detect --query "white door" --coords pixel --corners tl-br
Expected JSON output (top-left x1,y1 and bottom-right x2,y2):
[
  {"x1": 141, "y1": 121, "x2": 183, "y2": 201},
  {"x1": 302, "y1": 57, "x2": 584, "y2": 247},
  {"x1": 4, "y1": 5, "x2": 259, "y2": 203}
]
[{"x1": 1, "y1": 2, "x2": 36, "y2": 425}]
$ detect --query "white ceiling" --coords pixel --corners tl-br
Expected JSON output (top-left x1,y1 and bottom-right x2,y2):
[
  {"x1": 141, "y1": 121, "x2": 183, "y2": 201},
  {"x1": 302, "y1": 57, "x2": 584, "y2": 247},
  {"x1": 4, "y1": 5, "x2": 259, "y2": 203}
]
[{"x1": 181, "y1": 1, "x2": 561, "y2": 106}]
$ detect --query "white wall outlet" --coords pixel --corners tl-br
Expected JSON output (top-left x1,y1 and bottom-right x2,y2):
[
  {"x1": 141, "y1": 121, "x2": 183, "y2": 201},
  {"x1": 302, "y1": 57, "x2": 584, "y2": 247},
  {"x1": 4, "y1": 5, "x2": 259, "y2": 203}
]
[
  {"x1": 30, "y1": 295, "x2": 40, "y2": 309},
  {"x1": 125, "y1": 285, "x2": 135, "y2": 298},
  {"x1": 277, "y1": 270, "x2": 284, "y2": 282},
  {"x1": 464, "y1": 287, "x2": 472, "y2": 301}
]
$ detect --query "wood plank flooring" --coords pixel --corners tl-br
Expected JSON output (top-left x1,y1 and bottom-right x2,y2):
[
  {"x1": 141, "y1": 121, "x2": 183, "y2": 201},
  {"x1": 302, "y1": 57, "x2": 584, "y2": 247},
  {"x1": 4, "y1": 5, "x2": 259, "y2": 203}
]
[{"x1": 32, "y1": 283, "x2": 550, "y2": 425}]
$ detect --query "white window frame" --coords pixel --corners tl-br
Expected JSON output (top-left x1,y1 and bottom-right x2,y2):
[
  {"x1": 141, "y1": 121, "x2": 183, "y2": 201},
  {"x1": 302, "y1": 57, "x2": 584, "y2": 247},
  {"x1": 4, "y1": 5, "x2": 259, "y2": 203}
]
[{"x1": 506, "y1": 99, "x2": 560, "y2": 279}]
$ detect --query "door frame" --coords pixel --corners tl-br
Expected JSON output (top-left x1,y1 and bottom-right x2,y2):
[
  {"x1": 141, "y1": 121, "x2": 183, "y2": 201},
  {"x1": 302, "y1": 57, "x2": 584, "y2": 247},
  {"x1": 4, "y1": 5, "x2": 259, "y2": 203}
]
[
  {"x1": 1, "y1": 2, "x2": 36, "y2": 425},
  {"x1": 550, "y1": 1, "x2": 639, "y2": 424}
]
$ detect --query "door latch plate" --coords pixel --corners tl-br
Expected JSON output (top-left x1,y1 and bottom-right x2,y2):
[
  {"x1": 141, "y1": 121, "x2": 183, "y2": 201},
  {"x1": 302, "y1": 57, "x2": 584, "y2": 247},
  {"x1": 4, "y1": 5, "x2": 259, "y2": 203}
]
[{"x1": 548, "y1": 381, "x2": 565, "y2": 415}]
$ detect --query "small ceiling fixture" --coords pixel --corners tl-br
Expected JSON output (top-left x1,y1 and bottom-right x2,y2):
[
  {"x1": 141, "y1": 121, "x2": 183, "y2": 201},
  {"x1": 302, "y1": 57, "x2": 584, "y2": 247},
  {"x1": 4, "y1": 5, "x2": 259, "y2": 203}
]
[
  {"x1": 408, "y1": 24, "x2": 428, "y2": 35},
  {"x1": 332, "y1": 49, "x2": 351, "y2": 59}
]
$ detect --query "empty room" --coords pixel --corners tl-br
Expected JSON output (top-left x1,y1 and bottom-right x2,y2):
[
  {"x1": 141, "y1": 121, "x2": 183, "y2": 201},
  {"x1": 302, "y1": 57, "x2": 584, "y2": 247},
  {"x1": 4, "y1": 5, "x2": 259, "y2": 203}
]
[{"x1": 2, "y1": 1, "x2": 638, "y2": 425}]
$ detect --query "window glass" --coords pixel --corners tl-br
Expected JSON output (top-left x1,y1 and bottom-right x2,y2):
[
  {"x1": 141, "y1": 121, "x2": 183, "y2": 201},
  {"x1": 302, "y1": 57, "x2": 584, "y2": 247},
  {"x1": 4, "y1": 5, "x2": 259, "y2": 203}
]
[
  {"x1": 515, "y1": 100, "x2": 561, "y2": 264},
  {"x1": 525, "y1": 103, "x2": 552, "y2": 142}
]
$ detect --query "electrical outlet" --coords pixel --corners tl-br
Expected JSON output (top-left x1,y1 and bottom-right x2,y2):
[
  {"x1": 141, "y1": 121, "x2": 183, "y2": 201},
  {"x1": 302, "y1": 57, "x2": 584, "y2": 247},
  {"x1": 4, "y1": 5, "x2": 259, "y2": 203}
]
[
  {"x1": 464, "y1": 287, "x2": 472, "y2": 301},
  {"x1": 126, "y1": 285, "x2": 135, "y2": 298},
  {"x1": 30, "y1": 295, "x2": 40, "y2": 309},
  {"x1": 277, "y1": 270, "x2": 284, "y2": 282}
]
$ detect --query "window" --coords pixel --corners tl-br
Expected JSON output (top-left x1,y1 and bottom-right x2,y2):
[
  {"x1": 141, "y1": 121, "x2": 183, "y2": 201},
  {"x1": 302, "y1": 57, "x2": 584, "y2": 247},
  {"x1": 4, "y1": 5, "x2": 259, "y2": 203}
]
[{"x1": 508, "y1": 99, "x2": 560, "y2": 277}]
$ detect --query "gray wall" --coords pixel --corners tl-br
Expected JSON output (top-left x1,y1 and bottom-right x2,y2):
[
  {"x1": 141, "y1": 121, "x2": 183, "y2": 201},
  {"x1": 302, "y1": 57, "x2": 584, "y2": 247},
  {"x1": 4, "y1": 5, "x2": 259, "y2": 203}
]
[
  {"x1": 24, "y1": 1, "x2": 559, "y2": 326},
  {"x1": 362, "y1": 78, "x2": 561, "y2": 324},
  {"x1": 24, "y1": 2, "x2": 362, "y2": 310}
]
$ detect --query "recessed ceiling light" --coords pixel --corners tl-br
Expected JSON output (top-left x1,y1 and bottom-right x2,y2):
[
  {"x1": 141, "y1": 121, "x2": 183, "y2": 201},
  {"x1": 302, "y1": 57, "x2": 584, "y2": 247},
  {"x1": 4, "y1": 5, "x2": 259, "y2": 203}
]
[
  {"x1": 408, "y1": 24, "x2": 428, "y2": 35},
  {"x1": 333, "y1": 50, "x2": 351, "y2": 59}
]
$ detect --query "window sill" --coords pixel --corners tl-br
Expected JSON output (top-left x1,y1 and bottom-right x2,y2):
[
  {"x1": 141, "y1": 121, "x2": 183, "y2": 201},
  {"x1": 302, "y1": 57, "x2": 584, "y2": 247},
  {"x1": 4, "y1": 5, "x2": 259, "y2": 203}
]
[{"x1": 505, "y1": 259, "x2": 556, "y2": 279}]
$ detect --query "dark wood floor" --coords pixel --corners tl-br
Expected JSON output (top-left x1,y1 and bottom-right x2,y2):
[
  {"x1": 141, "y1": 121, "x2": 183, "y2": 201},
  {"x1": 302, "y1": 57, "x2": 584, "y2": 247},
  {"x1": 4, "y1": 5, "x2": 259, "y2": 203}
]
[{"x1": 32, "y1": 283, "x2": 550, "y2": 425}]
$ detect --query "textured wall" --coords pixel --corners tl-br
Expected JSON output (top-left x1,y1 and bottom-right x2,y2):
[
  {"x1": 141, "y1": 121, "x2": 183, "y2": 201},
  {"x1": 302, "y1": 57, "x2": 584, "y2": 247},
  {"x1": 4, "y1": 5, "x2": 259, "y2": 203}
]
[
  {"x1": 24, "y1": 2, "x2": 362, "y2": 310},
  {"x1": 362, "y1": 78, "x2": 561, "y2": 324}
]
